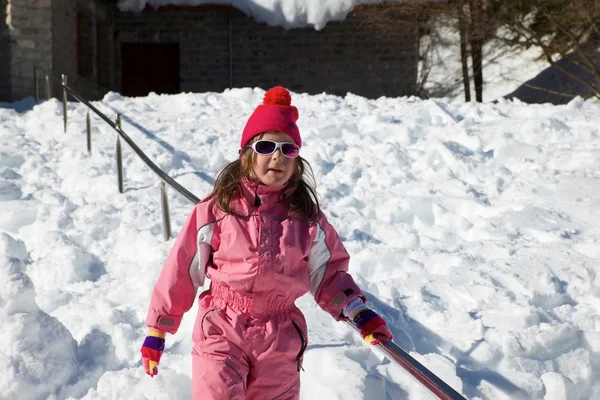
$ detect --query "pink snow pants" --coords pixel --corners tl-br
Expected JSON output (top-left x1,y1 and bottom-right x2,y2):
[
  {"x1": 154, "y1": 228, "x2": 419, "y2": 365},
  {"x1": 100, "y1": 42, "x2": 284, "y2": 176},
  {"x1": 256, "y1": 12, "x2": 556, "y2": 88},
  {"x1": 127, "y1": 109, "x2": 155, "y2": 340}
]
[{"x1": 191, "y1": 284, "x2": 307, "y2": 400}]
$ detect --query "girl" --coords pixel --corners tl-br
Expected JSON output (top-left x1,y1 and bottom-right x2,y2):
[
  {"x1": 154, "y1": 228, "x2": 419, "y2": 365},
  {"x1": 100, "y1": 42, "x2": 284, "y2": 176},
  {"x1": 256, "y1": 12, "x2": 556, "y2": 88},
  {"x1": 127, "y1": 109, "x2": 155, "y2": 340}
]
[{"x1": 141, "y1": 87, "x2": 393, "y2": 400}]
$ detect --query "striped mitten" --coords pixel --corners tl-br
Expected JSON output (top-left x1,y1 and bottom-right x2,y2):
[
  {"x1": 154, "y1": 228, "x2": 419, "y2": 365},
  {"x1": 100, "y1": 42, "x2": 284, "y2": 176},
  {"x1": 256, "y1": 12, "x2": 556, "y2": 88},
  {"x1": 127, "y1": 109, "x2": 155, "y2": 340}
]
[
  {"x1": 344, "y1": 298, "x2": 393, "y2": 345},
  {"x1": 141, "y1": 328, "x2": 166, "y2": 377}
]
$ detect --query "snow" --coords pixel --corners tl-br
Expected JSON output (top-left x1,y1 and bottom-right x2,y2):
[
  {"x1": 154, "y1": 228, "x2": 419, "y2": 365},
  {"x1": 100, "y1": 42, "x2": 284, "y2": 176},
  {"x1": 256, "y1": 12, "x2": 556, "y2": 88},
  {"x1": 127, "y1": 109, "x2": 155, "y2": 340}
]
[
  {"x1": 2, "y1": 84, "x2": 600, "y2": 399},
  {"x1": 117, "y1": 0, "x2": 387, "y2": 30}
]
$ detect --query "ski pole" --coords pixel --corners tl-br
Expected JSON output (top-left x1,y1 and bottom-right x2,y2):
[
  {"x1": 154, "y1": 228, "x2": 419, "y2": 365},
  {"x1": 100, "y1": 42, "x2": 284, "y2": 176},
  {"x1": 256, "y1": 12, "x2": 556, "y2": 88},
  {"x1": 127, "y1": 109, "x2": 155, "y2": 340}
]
[{"x1": 345, "y1": 321, "x2": 466, "y2": 400}]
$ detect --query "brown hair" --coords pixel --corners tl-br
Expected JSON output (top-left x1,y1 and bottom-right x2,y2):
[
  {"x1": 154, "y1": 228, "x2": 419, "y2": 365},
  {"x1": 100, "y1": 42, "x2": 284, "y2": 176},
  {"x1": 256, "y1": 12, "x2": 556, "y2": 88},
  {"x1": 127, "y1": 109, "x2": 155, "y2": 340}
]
[{"x1": 209, "y1": 134, "x2": 320, "y2": 218}]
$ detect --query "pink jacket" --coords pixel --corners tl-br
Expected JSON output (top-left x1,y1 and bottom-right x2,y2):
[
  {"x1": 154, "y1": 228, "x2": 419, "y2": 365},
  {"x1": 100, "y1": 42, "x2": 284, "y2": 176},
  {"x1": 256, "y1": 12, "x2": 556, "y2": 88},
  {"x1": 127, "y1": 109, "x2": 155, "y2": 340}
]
[{"x1": 146, "y1": 178, "x2": 364, "y2": 334}]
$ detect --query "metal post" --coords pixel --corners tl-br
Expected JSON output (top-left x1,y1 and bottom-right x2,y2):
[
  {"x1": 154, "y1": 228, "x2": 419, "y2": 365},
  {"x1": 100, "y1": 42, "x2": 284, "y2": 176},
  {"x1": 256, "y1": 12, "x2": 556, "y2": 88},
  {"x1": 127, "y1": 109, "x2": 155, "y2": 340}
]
[
  {"x1": 33, "y1": 67, "x2": 39, "y2": 102},
  {"x1": 62, "y1": 74, "x2": 68, "y2": 132},
  {"x1": 116, "y1": 114, "x2": 124, "y2": 193},
  {"x1": 86, "y1": 111, "x2": 92, "y2": 153},
  {"x1": 45, "y1": 75, "x2": 51, "y2": 100},
  {"x1": 160, "y1": 182, "x2": 172, "y2": 241}
]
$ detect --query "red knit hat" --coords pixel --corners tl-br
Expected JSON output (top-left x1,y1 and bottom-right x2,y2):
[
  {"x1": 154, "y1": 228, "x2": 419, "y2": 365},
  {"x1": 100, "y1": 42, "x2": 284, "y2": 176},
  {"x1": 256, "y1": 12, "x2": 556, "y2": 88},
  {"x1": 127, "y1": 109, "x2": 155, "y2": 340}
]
[{"x1": 240, "y1": 86, "x2": 301, "y2": 149}]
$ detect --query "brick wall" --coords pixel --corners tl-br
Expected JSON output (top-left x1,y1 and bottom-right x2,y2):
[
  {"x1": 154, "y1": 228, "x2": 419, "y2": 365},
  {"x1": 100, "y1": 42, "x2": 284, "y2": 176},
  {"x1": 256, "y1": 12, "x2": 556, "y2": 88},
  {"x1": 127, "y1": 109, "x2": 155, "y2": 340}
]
[
  {"x1": 0, "y1": 0, "x2": 10, "y2": 101},
  {"x1": 115, "y1": 7, "x2": 231, "y2": 94},
  {"x1": 2, "y1": 2, "x2": 419, "y2": 102},
  {"x1": 230, "y1": 6, "x2": 418, "y2": 98},
  {"x1": 115, "y1": 4, "x2": 418, "y2": 99},
  {"x1": 1, "y1": 0, "x2": 52, "y2": 101}
]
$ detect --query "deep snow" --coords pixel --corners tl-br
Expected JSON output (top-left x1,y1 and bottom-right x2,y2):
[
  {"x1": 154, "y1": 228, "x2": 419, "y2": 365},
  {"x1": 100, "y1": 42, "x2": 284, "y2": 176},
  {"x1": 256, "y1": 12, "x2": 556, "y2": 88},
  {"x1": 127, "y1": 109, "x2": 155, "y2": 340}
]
[{"x1": 1, "y1": 87, "x2": 600, "y2": 399}]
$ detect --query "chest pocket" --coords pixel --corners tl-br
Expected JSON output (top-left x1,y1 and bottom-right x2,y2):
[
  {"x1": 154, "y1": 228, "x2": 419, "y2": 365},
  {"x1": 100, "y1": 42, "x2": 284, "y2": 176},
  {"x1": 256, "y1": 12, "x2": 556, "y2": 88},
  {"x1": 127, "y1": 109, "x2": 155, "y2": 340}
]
[
  {"x1": 216, "y1": 215, "x2": 259, "y2": 261},
  {"x1": 278, "y1": 218, "x2": 312, "y2": 276}
]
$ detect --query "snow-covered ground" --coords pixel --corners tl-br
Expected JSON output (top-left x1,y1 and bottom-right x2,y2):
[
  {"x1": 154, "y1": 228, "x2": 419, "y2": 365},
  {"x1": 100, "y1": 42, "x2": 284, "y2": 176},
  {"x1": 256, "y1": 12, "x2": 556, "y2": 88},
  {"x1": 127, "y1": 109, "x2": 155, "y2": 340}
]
[{"x1": 1, "y1": 87, "x2": 600, "y2": 399}]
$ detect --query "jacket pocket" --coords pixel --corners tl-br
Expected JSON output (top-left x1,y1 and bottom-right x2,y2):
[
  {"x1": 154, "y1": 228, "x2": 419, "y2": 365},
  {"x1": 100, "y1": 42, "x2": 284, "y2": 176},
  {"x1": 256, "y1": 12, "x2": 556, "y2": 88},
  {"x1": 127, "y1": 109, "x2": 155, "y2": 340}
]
[
  {"x1": 291, "y1": 320, "x2": 307, "y2": 372},
  {"x1": 194, "y1": 308, "x2": 221, "y2": 342}
]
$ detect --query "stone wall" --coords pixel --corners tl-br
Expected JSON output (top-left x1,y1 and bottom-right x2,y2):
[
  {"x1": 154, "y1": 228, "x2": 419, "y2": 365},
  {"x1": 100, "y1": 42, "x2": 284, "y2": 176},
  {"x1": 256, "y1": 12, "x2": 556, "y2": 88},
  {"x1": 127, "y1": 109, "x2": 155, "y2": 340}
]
[
  {"x1": 0, "y1": 0, "x2": 10, "y2": 101},
  {"x1": 1, "y1": 0, "x2": 52, "y2": 102},
  {"x1": 51, "y1": 0, "x2": 113, "y2": 101},
  {"x1": 0, "y1": 0, "x2": 114, "y2": 102},
  {"x1": 0, "y1": 0, "x2": 105, "y2": 102},
  {"x1": 49, "y1": 0, "x2": 75, "y2": 98},
  {"x1": 115, "y1": 4, "x2": 418, "y2": 99}
]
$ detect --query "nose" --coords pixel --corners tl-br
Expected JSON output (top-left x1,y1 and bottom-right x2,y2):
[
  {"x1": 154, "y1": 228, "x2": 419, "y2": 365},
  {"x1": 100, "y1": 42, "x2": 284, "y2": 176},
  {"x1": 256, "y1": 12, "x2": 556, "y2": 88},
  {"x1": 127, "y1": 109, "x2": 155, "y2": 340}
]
[{"x1": 271, "y1": 148, "x2": 283, "y2": 160}]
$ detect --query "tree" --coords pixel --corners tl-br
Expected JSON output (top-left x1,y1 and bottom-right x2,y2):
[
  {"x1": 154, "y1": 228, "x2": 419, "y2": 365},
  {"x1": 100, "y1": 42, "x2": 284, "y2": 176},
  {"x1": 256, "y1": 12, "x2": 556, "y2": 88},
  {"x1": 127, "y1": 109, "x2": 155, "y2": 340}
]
[
  {"x1": 468, "y1": 0, "x2": 485, "y2": 101},
  {"x1": 457, "y1": 0, "x2": 472, "y2": 101},
  {"x1": 448, "y1": 0, "x2": 496, "y2": 102},
  {"x1": 493, "y1": 0, "x2": 600, "y2": 100}
]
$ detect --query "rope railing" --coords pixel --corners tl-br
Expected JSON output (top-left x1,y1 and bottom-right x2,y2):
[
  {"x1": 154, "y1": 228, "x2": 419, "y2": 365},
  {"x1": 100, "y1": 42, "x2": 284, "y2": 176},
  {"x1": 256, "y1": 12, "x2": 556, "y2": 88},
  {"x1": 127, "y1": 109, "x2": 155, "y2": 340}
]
[{"x1": 33, "y1": 67, "x2": 467, "y2": 400}]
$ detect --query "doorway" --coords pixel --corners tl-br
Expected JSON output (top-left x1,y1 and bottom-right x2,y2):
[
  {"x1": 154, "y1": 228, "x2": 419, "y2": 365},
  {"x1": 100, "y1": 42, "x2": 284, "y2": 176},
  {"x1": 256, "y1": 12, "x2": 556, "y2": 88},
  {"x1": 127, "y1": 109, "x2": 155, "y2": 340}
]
[{"x1": 121, "y1": 43, "x2": 180, "y2": 97}]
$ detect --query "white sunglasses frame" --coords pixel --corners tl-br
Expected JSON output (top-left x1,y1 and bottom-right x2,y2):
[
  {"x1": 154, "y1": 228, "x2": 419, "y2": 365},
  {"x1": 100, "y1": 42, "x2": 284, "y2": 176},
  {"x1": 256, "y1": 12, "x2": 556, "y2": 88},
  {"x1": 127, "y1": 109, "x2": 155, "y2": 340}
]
[{"x1": 244, "y1": 140, "x2": 300, "y2": 158}]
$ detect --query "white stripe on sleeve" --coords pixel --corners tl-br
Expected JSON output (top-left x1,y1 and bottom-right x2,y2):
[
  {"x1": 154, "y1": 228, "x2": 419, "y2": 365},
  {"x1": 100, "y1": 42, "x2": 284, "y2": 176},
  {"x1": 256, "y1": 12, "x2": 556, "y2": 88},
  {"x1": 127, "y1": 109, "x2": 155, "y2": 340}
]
[
  {"x1": 189, "y1": 222, "x2": 214, "y2": 289},
  {"x1": 308, "y1": 223, "x2": 331, "y2": 295}
]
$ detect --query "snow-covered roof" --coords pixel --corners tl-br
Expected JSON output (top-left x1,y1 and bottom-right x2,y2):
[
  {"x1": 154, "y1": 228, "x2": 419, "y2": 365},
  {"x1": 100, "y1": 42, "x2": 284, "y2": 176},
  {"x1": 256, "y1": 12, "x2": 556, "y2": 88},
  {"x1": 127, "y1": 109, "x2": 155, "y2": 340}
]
[{"x1": 117, "y1": 0, "x2": 392, "y2": 30}]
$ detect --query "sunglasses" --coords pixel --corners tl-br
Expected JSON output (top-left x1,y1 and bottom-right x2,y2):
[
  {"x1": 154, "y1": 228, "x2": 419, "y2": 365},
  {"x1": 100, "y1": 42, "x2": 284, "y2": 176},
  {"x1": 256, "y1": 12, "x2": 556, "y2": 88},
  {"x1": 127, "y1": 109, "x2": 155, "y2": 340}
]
[{"x1": 245, "y1": 140, "x2": 300, "y2": 158}]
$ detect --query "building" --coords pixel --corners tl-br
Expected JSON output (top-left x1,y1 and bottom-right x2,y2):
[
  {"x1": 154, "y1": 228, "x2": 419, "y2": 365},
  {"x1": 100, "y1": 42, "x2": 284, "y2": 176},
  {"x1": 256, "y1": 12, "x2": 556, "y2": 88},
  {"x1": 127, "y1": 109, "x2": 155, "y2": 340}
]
[{"x1": 0, "y1": 0, "x2": 421, "y2": 102}]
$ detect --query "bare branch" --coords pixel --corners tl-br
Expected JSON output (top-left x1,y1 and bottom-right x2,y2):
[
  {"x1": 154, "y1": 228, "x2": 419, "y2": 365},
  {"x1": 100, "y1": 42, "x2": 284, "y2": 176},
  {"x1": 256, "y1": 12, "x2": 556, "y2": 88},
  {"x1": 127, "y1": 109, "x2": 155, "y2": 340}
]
[
  {"x1": 533, "y1": 1, "x2": 598, "y2": 73},
  {"x1": 536, "y1": 40, "x2": 600, "y2": 97},
  {"x1": 520, "y1": 82, "x2": 590, "y2": 98}
]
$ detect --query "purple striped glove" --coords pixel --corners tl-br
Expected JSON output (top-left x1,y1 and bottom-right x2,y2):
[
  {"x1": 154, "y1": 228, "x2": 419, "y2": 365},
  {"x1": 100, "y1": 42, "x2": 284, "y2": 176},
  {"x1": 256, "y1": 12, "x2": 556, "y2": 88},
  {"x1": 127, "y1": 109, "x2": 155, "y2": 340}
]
[{"x1": 141, "y1": 328, "x2": 166, "y2": 377}]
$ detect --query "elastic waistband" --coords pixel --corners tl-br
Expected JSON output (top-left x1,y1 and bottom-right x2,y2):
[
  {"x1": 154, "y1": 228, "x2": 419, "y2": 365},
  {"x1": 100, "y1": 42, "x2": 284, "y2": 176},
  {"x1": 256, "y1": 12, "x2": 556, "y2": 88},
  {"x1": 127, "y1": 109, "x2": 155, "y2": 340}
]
[{"x1": 210, "y1": 282, "x2": 294, "y2": 316}]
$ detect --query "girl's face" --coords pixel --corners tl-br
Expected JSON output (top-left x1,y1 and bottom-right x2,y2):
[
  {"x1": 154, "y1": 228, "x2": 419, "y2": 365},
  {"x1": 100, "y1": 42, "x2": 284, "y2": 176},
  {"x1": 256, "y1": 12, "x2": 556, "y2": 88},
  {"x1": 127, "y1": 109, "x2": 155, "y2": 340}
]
[{"x1": 252, "y1": 132, "x2": 297, "y2": 187}]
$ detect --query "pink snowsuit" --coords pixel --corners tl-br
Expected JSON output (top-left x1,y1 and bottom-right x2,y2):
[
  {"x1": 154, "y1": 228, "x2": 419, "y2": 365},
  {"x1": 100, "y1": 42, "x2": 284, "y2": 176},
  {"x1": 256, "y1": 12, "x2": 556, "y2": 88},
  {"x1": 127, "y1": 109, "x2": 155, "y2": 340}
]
[{"x1": 146, "y1": 178, "x2": 364, "y2": 399}]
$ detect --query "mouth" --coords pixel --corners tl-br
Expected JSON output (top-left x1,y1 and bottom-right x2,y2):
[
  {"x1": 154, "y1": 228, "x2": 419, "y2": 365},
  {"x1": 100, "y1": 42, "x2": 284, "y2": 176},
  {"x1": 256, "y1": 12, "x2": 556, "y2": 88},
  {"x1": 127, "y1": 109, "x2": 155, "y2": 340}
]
[{"x1": 268, "y1": 168, "x2": 283, "y2": 173}]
